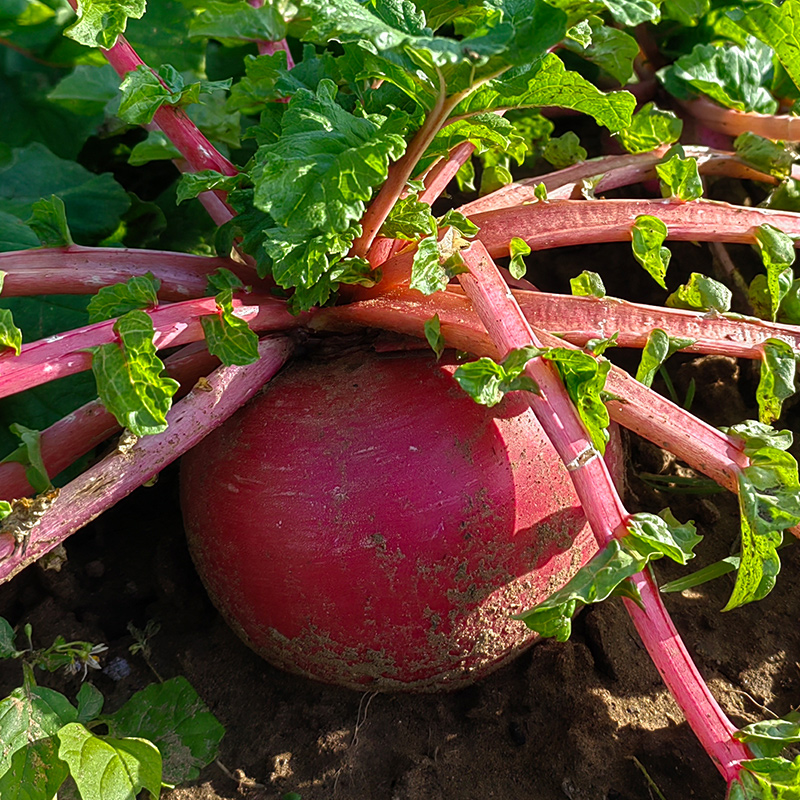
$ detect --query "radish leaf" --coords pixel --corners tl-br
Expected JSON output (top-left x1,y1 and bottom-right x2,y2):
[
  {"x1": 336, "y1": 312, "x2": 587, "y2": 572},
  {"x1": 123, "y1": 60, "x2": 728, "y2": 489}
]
[
  {"x1": 200, "y1": 289, "x2": 259, "y2": 366},
  {"x1": 656, "y1": 151, "x2": 703, "y2": 201},
  {"x1": 424, "y1": 314, "x2": 445, "y2": 360},
  {"x1": 0, "y1": 308, "x2": 22, "y2": 356},
  {"x1": 87, "y1": 274, "x2": 160, "y2": 324},
  {"x1": 720, "y1": 425, "x2": 800, "y2": 609},
  {"x1": 657, "y1": 39, "x2": 776, "y2": 113},
  {"x1": 455, "y1": 54, "x2": 635, "y2": 132},
  {"x1": 508, "y1": 237, "x2": 531, "y2": 280},
  {"x1": 754, "y1": 224, "x2": 796, "y2": 321},
  {"x1": 540, "y1": 348, "x2": 611, "y2": 454},
  {"x1": 570, "y1": 271, "x2": 606, "y2": 298},
  {"x1": 516, "y1": 509, "x2": 698, "y2": 640},
  {"x1": 380, "y1": 196, "x2": 437, "y2": 241},
  {"x1": 411, "y1": 236, "x2": 449, "y2": 296},
  {"x1": 732, "y1": 0, "x2": 800, "y2": 98},
  {"x1": 188, "y1": 0, "x2": 286, "y2": 45},
  {"x1": 631, "y1": 215, "x2": 671, "y2": 289},
  {"x1": 454, "y1": 348, "x2": 539, "y2": 407},
  {"x1": 89, "y1": 311, "x2": 179, "y2": 436},
  {"x1": 563, "y1": 17, "x2": 638, "y2": 85},
  {"x1": 757, "y1": 338, "x2": 797, "y2": 425},
  {"x1": 616, "y1": 102, "x2": 682, "y2": 155},
  {"x1": 543, "y1": 131, "x2": 586, "y2": 169},
  {"x1": 65, "y1": 0, "x2": 146, "y2": 49},
  {"x1": 26, "y1": 196, "x2": 73, "y2": 248},
  {"x1": 666, "y1": 272, "x2": 732, "y2": 312},
  {"x1": 636, "y1": 329, "x2": 694, "y2": 388},
  {"x1": 734, "y1": 133, "x2": 795, "y2": 180},
  {"x1": 0, "y1": 424, "x2": 51, "y2": 494}
]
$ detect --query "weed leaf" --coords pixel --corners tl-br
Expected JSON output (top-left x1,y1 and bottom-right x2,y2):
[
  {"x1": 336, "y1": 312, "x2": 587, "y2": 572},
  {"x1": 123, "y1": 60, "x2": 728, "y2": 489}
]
[
  {"x1": 105, "y1": 676, "x2": 224, "y2": 785},
  {"x1": 57, "y1": 722, "x2": 162, "y2": 800}
]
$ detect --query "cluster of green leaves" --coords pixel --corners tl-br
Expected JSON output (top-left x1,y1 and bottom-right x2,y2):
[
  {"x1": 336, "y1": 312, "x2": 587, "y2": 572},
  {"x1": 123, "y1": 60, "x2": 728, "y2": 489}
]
[
  {"x1": 730, "y1": 712, "x2": 800, "y2": 799},
  {"x1": 720, "y1": 421, "x2": 800, "y2": 610},
  {"x1": 133, "y1": 0, "x2": 640, "y2": 310},
  {"x1": 454, "y1": 343, "x2": 612, "y2": 452},
  {"x1": 515, "y1": 509, "x2": 701, "y2": 641},
  {"x1": 0, "y1": 616, "x2": 224, "y2": 799}
]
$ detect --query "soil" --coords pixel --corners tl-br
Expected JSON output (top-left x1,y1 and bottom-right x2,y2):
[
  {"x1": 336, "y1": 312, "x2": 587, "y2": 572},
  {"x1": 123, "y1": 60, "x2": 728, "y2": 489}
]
[{"x1": 1, "y1": 242, "x2": 799, "y2": 800}]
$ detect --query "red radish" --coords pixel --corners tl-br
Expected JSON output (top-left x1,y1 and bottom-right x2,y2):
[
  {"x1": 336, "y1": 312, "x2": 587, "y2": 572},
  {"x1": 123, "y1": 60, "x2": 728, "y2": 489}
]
[{"x1": 181, "y1": 350, "x2": 618, "y2": 691}]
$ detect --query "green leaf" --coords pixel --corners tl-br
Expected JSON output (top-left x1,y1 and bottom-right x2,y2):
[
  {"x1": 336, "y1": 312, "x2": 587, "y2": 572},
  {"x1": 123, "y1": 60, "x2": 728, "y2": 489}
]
[
  {"x1": 89, "y1": 310, "x2": 179, "y2": 437},
  {"x1": 106, "y1": 676, "x2": 225, "y2": 785},
  {"x1": 253, "y1": 81, "x2": 407, "y2": 232},
  {"x1": 128, "y1": 131, "x2": 182, "y2": 167},
  {"x1": 725, "y1": 444, "x2": 800, "y2": 610},
  {"x1": 616, "y1": 102, "x2": 683, "y2": 155},
  {"x1": 659, "y1": 555, "x2": 739, "y2": 594},
  {"x1": 65, "y1": 0, "x2": 146, "y2": 49},
  {"x1": 513, "y1": 539, "x2": 645, "y2": 641},
  {"x1": 723, "y1": 420, "x2": 794, "y2": 453},
  {"x1": 736, "y1": 712, "x2": 800, "y2": 759},
  {"x1": 662, "y1": 0, "x2": 709, "y2": 26},
  {"x1": 0, "y1": 144, "x2": 130, "y2": 244},
  {"x1": 206, "y1": 268, "x2": 244, "y2": 295},
  {"x1": 658, "y1": 39, "x2": 777, "y2": 114},
  {"x1": 733, "y1": 1, "x2": 800, "y2": 100},
  {"x1": 757, "y1": 339, "x2": 797, "y2": 425},
  {"x1": 600, "y1": 0, "x2": 660, "y2": 26},
  {"x1": 734, "y1": 133, "x2": 796, "y2": 181},
  {"x1": 118, "y1": 65, "x2": 231, "y2": 126},
  {"x1": 729, "y1": 755, "x2": 800, "y2": 798},
  {"x1": 26, "y1": 196, "x2": 73, "y2": 248},
  {"x1": 625, "y1": 508, "x2": 701, "y2": 566},
  {"x1": 188, "y1": 0, "x2": 286, "y2": 44},
  {"x1": 453, "y1": 347, "x2": 539, "y2": 408},
  {"x1": 76, "y1": 684, "x2": 104, "y2": 724},
  {"x1": 379, "y1": 195, "x2": 437, "y2": 241},
  {"x1": 57, "y1": 722, "x2": 162, "y2": 800},
  {"x1": 0, "y1": 308, "x2": 22, "y2": 356},
  {"x1": 543, "y1": 131, "x2": 586, "y2": 169},
  {"x1": 666, "y1": 272, "x2": 732, "y2": 312},
  {"x1": 0, "y1": 423, "x2": 51, "y2": 494},
  {"x1": 454, "y1": 54, "x2": 635, "y2": 133},
  {"x1": 541, "y1": 347, "x2": 611, "y2": 454},
  {"x1": 421, "y1": 114, "x2": 528, "y2": 175},
  {"x1": 0, "y1": 617, "x2": 16, "y2": 659},
  {"x1": 200, "y1": 289, "x2": 260, "y2": 366},
  {"x1": 47, "y1": 64, "x2": 121, "y2": 118},
  {"x1": 586, "y1": 332, "x2": 618, "y2": 356},
  {"x1": 563, "y1": 16, "x2": 638, "y2": 85},
  {"x1": 410, "y1": 236, "x2": 448, "y2": 295},
  {"x1": 570, "y1": 271, "x2": 606, "y2": 298},
  {"x1": 0, "y1": 684, "x2": 76, "y2": 790},
  {"x1": 755, "y1": 224, "x2": 796, "y2": 321},
  {"x1": 175, "y1": 171, "x2": 240, "y2": 206},
  {"x1": 437, "y1": 210, "x2": 479, "y2": 239},
  {"x1": 0, "y1": 212, "x2": 40, "y2": 253},
  {"x1": 424, "y1": 314, "x2": 445, "y2": 360},
  {"x1": 656, "y1": 152, "x2": 703, "y2": 201},
  {"x1": 508, "y1": 236, "x2": 531, "y2": 280},
  {"x1": 631, "y1": 215, "x2": 670, "y2": 289},
  {"x1": 635, "y1": 328, "x2": 694, "y2": 388},
  {"x1": 87, "y1": 274, "x2": 160, "y2": 324},
  {"x1": 516, "y1": 505, "x2": 697, "y2": 641}
]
